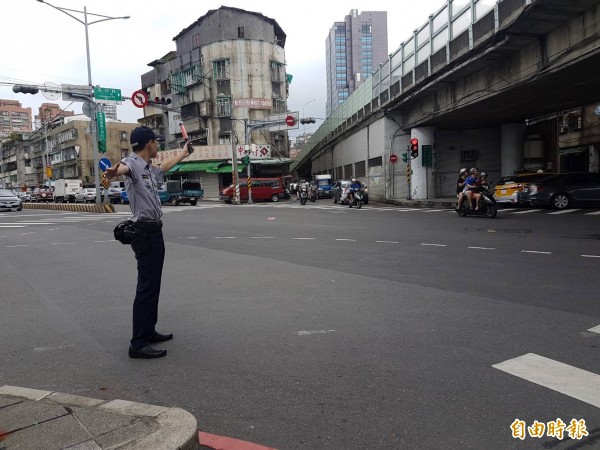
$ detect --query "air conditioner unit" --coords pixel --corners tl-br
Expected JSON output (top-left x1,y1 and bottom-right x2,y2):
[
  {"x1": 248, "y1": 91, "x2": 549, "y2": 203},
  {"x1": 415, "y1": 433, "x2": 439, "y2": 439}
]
[{"x1": 560, "y1": 110, "x2": 582, "y2": 133}]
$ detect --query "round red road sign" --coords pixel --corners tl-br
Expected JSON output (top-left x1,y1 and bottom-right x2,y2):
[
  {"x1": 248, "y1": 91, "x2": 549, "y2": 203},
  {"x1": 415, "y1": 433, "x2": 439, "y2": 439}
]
[
  {"x1": 285, "y1": 115, "x2": 296, "y2": 126},
  {"x1": 390, "y1": 154, "x2": 398, "y2": 163},
  {"x1": 131, "y1": 90, "x2": 148, "y2": 108}
]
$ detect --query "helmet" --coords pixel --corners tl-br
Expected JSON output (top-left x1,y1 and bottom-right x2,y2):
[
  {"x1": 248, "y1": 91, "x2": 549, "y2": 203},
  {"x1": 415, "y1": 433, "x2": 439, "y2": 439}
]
[
  {"x1": 470, "y1": 168, "x2": 477, "y2": 174},
  {"x1": 480, "y1": 171, "x2": 487, "y2": 177},
  {"x1": 459, "y1": 168, "x2": 467, "y2": 175},
  {"x1": 351, "y1": 178, "x2": 357, "y2": 182}
]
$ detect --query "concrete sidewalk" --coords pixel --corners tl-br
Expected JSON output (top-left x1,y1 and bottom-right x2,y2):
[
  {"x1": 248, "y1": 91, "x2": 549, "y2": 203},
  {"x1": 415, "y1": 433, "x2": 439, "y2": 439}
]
[{"x1": 0, "y1": 386, "x2": 198, "y2": 450}]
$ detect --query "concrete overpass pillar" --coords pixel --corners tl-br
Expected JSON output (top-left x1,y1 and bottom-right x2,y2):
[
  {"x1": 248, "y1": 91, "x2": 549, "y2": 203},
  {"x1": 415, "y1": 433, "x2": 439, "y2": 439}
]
[
  {"x1": 501, "y1": 124, "x2": 526, "y2": 176},
  {"x1": 410, "y1": 127, "x2": 434, "y2": 200}
]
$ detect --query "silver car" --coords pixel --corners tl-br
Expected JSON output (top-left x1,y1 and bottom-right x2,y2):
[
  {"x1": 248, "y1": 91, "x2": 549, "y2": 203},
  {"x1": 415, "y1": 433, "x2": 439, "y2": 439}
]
[{"x1": 0, "y1": 189, "x2": 23, "y2": 211}]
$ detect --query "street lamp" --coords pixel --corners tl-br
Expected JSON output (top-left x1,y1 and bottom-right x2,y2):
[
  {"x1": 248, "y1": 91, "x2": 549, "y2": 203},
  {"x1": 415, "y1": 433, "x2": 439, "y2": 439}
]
[
  {"x1": 36, "y1": 0, "x2": 129, "y2": 204},
  {"x1": 302, "y1": 99, "x2": 316, "y2": 130}
]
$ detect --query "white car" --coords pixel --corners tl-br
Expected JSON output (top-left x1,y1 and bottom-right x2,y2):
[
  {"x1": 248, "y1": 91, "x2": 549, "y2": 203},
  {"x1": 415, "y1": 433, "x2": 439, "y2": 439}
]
[
  {"x1": 75, "y1": 188, "x2": 104, "y2": 203},
  {"x1": 0, "y1": 189, "x2": 23, "y2": 211}
]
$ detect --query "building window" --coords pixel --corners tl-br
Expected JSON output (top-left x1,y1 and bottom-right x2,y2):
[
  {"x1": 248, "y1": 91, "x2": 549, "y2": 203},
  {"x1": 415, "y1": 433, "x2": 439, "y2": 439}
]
[
  {"x1": 238, "y1": 27, "x2": 244, "y2": 38},
  {"x1": 219, "y1": 132, "x2": 231, "y2": 145},
  {"x1": 273, "y1": 99, "x2": 286, "y2": 114},
  {"x1": 119, "y1": 131, "x2": 128, "y2": 141},
  {"x1": 270, "y1": 61, "x2": 284, "y2": 82},
  {"x1": 216, "y1": 97, "x2": 231, "y2": 117},
  {"x1": 368, "y1": 156, "x2": 382, "y2": 167},
  {"x1": 213, "y1": 59, "x2": 229, "y2": 80}
]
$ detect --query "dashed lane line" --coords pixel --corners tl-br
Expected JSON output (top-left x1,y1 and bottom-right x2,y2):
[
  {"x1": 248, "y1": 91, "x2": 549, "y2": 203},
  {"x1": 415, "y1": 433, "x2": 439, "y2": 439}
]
[
  {"x1": 582, "y1": 254, "x2": 600, "y2": 258},
  {"x1": 493, "y1": 353, "x2": 600, "y2": 409},
  {"x1": 521, "y1": 250, "x2": 552, "y2": 255},
  {"x1": 468, "y1": 246, "x2": 496, "y2": 250},
  {"x1": 547, "y1": 209, "x2": 581, "y2": 215},
  {"x1": 421, "y1": 243, "x2": 447, "y2": 247}
]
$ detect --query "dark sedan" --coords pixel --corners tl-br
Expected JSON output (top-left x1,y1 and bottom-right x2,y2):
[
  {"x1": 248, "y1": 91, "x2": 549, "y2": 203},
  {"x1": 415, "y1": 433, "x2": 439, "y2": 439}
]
[{"x1": 521, "y1": 172, "x2": 600, "y2": 209}]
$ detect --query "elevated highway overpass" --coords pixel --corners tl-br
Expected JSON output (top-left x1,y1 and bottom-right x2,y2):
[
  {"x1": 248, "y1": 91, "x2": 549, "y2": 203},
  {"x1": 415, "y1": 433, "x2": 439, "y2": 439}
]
[{"x1": 292, "y1": 0, "x2": 600, "y2": 201}]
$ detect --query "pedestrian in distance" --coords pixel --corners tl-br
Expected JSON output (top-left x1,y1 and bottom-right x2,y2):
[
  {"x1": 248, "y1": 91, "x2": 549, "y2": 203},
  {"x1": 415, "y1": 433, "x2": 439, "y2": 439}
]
[{"x1": 105, "y1": 126, "x2": 194, "y2": 359}]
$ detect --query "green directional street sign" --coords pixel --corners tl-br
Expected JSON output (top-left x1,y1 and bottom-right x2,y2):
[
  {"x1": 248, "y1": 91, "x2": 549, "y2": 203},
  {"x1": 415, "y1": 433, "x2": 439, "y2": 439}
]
[
  {"x1": 96, "y1": 111, "x2": 107, "y2": 153},
  {"x1": 94, "y1": 86, "x2": 122, "y2": 102}
]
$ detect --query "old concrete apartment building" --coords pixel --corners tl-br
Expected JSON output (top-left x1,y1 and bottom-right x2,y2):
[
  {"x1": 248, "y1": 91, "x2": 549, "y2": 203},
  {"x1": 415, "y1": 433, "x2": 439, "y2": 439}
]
[
  {"x1": 140, "y1": 6, "x2": 290, "y2": 198},
  {"x1": 0, "y1": 117, "x2": 137, "y2": 189},
  {"x1": 0, "y1": 100, "x2": 33, "y2": 137}
]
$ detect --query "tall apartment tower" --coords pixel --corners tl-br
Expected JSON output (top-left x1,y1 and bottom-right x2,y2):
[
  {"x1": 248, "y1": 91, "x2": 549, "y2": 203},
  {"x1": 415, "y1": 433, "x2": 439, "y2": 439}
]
[
  {"x1": 0, "y1": 100, "x2": 32, "y2": 137},
  {"x1": 326, "y1": 9, "x2": 388, "y2": 116}
]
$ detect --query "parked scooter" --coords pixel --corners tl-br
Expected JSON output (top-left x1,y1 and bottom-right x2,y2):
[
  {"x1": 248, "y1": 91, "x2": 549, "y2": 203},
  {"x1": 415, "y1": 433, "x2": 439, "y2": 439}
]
[
  {"x1": 456, "y1": 187, "x2": 497, "y2": 218},
  {"x1": 299, "y1": 186, "x2": 308, "y2": 205}
]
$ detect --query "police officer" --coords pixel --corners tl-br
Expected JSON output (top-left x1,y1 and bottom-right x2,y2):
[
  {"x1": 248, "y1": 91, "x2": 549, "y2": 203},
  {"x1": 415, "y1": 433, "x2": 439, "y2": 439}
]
[{"x1": 105, "y1": 126, "x2": 193, "y2": 359}]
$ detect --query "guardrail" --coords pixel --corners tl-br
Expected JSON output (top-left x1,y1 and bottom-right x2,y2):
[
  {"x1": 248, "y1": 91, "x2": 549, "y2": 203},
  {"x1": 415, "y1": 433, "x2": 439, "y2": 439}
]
[{"x1": 23, "y1": 203, "x2": 115, "y2": 213}]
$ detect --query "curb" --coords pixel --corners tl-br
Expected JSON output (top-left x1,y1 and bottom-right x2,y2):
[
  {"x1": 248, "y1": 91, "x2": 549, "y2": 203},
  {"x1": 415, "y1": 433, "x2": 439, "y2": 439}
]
[
  {"x1": 23, "y1": 203, "x2": 115, "y2": 213},
  {"x1": 0, "y1": 385, "x2": 198, "y2": 450}
]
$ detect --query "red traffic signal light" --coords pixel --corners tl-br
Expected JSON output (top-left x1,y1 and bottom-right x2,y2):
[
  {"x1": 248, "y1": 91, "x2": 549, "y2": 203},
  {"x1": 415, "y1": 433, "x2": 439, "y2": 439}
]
[
  {"x1": 410, "y1": 138, "x2": 419, "y2": 158},
  {"x1": 152, "y1": 97, "x2": 172, "y2": 105}
]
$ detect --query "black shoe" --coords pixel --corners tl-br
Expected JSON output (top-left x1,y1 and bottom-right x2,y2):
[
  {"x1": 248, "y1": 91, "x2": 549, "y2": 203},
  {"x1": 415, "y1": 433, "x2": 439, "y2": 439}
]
[
  {"x1": 128, "y1": 345, "x2": 167, "y2": 359},
  {"x1": 149, "y1": 332, "x2": 173, "y2": 343}
]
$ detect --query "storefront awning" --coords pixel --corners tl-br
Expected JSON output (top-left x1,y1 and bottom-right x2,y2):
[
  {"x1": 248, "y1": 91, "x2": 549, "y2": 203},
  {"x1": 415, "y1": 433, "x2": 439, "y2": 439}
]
[
  {"x1": 212, "y1": 163, "x2": 247, "y2": 173},
  {"x1": 165, "y1": 161, "x2": 221, "y2": 174}
]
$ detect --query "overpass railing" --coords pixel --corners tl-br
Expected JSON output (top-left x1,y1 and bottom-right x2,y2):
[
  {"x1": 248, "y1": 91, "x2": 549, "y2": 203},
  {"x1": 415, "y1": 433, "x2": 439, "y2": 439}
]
[{"x1": 292, "y1": 0, "x2": 531, "y2": 172}]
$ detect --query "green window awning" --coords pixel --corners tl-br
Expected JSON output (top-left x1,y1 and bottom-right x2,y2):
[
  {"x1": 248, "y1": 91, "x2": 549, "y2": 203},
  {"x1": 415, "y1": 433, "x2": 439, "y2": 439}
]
[
  {"x1": 211, "y1": 163, "x2": 247, "y2": 173},
  {"x1": 166, "y1": 161, "x2": 222, "y2": 174}
]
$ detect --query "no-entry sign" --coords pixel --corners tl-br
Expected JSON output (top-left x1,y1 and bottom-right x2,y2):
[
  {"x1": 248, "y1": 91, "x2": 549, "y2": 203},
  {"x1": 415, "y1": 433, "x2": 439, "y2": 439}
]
[
  {"x1": 285, "y1": 115, "x2": 296, "y2": 126},
  {"x1": 131, "y1": 90, "x2": 148, "y2": 108},
  {"x1": 390, "y1": 154, "x2": 398, "y2": 163}
]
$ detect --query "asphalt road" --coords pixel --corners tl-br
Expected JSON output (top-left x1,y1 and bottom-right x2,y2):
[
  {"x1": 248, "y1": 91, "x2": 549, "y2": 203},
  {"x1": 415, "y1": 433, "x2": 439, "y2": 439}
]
[{"x1": 1, "y1": 200, "x2": 600, "y2": 449}]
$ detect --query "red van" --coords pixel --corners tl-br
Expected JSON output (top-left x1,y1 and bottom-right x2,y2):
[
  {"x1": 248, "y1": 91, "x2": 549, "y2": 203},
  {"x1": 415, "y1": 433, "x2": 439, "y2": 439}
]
[{"x1": 220, "y1": 177, "x2": 285, "y2": 203}]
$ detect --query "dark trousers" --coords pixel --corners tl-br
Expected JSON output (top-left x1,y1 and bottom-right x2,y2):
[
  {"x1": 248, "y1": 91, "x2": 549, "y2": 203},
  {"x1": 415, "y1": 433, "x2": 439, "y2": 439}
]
[{"x1": 130, "y1": 229, "x2": 165, "y2": 350}]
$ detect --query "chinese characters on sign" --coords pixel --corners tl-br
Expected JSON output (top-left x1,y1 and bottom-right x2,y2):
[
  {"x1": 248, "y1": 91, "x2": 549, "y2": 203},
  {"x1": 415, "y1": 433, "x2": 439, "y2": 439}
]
[
  {"x1": 511, "y1": 418, "x2": 588, "y2": 441},
  {"x1": 236, "y1": 144, "x2": 271, "y2": 159},
  {"x1": 233, "y1": 98, "x2": 272, "y2": 109}
]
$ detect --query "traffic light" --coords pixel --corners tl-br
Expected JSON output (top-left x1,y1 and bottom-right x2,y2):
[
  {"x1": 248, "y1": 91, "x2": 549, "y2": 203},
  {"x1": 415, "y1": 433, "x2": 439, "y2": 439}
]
[
  {"x1": 401, "y1": 153, "x2": 408, "y2": 163},
  {"x1": 12, "y1": 84, "x2": 39, "y2": 95},
  {"x1": 152, "y1": 97, "x2": 172, "y2": 105},
  {"x1": 241, "y1": 155, "x2": 250, "y2": 165},
  {"x1": 410, "y1": 138, "x2": 419, "y2": 158},
  {"x1": 300, "y1": 117, "x2": 316, "y2": 124}
]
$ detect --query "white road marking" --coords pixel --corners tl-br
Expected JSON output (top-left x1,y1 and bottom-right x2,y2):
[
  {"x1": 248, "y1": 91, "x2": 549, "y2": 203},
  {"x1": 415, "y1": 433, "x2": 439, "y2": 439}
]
[
  {"x1": 20, "y1": 232, "x2": 35, "y2": 235},
  {"x1": 511, "y1": 209, "x2": 540, "y2": 214},
  {"x1": 51, "y1": 242, "x2": 76, "y2": 245},
  {"x1": 251, "y1": 236, "x2": 274, "y2": 239},
  {"x1": 6, "y1": 245, "x2": 29, "y2": 248},
  {"x1": 335, "y1": 238, "x2": 356, "y2": 241},
  {"x1": 94, "y1": 240, "x2": 117, "y2": 243},
  {"x1": 421, "y1": 243, "x2": 447, "y2": 247},
  {"x1": 521, "y1": 250, "x2": 552, "y2": 254},
  {"x1": 376, "y1": 240, "x2": 399, "y2": 244},
  {"x1": 214, "y1": 236, "x2": 236, "y2": 239},
  {"x1": 297, "y1": 330, "x2": 335, "y2": 336},
  {"x1": 585, "y1": 211, "x2": 600, "y2": 216},
  {"x1": 582, "y1": 254, "x2": 600, "y2": 258},
  {"x1": 468, "y1": 246, "x2": 496, "y2": 250},
  {"x1": 0, "y1": 225, "x2": 26, "y2": 228},
  {"x1": 293, "y1": 237, "x2": 316, "y2": 240},
  {"x1": 587, "y1": 325, "x2": 600, "y2": 334},
  {"x1": 493, "y1": 353, "x2": 600, "y2": 408},
  {"x1": 48, "y1": 228, "x2": 60, "y2": 231},
  {"x1": 422, "y1": 209, "x2": 444, "y2": 213},
  {"x1": 4, "y1": 222, "x2": 55, "y2": 225},
  {"x1": 547, "y1": 209, "x2": 580, "y2": 215}
]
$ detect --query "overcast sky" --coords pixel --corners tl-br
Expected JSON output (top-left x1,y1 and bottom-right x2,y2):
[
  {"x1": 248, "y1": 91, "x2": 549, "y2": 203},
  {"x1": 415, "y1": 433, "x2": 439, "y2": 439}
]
[{"x1": 1, "y1": 0, "x2": 446, "y2": 136}]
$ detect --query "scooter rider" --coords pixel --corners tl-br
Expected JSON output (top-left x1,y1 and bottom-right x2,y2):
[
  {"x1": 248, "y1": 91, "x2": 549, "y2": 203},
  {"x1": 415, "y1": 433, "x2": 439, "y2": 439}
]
[
  {"x1": 456, "y1": 168, "x2": 468, "y2": 210},
  {"x1": 297, "y1": 179, "x2": 308, "y2": 201},
  {"x1": 347, "y1": 178, "x2": 362, "y2": 207},
  {"x1": 464, "y1": 168, "x2": 481, "y2": 210}
]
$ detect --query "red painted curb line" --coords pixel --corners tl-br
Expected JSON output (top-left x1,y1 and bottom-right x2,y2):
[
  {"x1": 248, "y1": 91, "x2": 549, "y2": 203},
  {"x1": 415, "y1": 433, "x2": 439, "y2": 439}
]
[{"x1": 199, "y1": 431, "x2": 277, "y2": 450}]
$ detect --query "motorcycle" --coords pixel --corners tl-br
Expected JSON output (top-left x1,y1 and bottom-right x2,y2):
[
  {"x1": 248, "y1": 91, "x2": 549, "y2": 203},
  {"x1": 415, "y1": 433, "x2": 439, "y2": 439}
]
[
  {"x1": 348, "y1": 188, "x2": 363, "y2": 209},
  {"x1": 456, "y1": 187, "x2": 497, "y2": 218},
  {"x1": 309, "y1": 186, "x2": 317, "y2": 203},
  {"x1": 299, "y1": 186, "x2": 308, "y2": 205}
]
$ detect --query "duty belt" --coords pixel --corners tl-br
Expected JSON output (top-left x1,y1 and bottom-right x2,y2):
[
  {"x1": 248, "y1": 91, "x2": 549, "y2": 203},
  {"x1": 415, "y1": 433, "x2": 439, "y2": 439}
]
[{"x1": 134, "y1": 220, "x2": 163, "y2": 232}]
